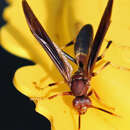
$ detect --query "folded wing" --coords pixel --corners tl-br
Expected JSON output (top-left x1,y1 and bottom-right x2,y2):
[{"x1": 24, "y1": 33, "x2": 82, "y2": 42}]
[{"x1": 22, "y1": 0, "x2": 72, "y2": 82}]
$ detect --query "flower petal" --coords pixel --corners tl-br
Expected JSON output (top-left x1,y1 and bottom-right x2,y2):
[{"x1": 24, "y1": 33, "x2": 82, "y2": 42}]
[
  {"x1": 36, "y1": 96, "x2": 116, "y2": 130},
  {"x1": 13, "y1": 64, "x2": 66, "y2": 98},
  {"x1": 1, "y1": 0, "x2": 71, "y2": 60},
  {"x1": 3, "y1": 0, "x2": 130, "y2": 129},
  {"x1": 13, "y1": 38, "x2": 130, "y2": 129},
  {"x1": 13, "y1": 64, "x2": 121, "y2": 130},
  {"x1": 92, "y1": 66, "x2": 130, "y2": 130},
  {"x1": 66, "y1": 0, "x2": 100, "y2": 38}
]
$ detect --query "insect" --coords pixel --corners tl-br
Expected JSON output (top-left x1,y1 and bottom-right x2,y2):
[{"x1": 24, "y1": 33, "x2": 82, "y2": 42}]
[{"x1": 22, "y1": 0, "x2": 118, "y2": 129}]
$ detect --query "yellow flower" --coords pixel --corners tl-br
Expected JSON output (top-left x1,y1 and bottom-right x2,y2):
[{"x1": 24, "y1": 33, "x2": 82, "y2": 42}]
[{"x1": 1, "y1": 0, "x2": 130, "y2": 130}]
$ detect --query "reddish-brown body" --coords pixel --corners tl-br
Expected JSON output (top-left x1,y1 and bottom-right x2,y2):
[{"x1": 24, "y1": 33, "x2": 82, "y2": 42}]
[
  {"x1": 71, "y1": 70, "x2": 90, "y2": 97},
  {"x1": 71, "y1": 69, "x2": 91, "y2": 114}
]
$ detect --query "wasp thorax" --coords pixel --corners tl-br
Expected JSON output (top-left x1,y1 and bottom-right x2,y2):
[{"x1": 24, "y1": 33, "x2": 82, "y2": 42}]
[
  {"x1": 73, "y1": 96, "x2": 92, "y2": 114},
  {"x1": 71, "y1": 72, "x2": 90, "y2": 96}
]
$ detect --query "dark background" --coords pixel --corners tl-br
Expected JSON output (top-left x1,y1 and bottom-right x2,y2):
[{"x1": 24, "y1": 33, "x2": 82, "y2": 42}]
[{"x1": 0, "y1": 0, "x2": 50, "y2": 130}]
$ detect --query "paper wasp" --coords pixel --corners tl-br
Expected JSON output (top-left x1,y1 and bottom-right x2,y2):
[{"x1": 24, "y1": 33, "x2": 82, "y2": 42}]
[{"x1": 22, "y1": 0, "x2": 119, "y2": 129}]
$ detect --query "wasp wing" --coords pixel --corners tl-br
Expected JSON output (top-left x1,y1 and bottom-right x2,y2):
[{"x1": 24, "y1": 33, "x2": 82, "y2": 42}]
[
  {"x1": 85, "y1": 0, "x2": 113, "y2": 77},
  {"x1": 22, "y1": 0, "x2": 72, "y2": 82}
]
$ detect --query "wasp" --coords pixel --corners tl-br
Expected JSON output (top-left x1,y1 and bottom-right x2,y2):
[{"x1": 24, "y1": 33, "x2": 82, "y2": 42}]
[{"x1": 22, "y1": 0, "x2": 118, "y2": 129}]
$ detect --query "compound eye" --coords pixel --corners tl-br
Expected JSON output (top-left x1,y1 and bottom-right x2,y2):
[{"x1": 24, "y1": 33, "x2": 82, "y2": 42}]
[
  {"x1": 73, "y1": 97, "x2": 81, "y2": 109},
  {"x1": 73, "y1": 98, "x2": 80, "y2": 108},
  {"x1": 73, "y1": 97, "x2": 89, "y2": 114},
  {"x1": 73, "y1": 97, "x2": 92, "y2": 109}
]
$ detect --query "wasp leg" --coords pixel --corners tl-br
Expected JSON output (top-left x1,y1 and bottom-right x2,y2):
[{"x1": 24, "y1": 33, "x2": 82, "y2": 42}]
[
  {"x1": 33, "y1": 76, "x2": 65, "y2": 90},
  {"x1": 61, "y1": 41, "x2": 74, "y2": 49},
  {"x1": 48, "y1": 91, "x2": 73, "y2": 99},
  {"x1": 92, "y1": 89, "x2": 115, "y2": 111},
  {"x1": 110, "y1": 62, "x2": 130, "y2": 71},
  {"x1": 92, "y1": 61, "x2": 111, "y2": 76},
  {"x1": 86, "y1": 88, "x2": 114, "y2": 111},
  {"x1": 30, "y1": 90, "x2": 71, "y2": 101},
  {"x1": 91, "y1": 105, "x2": 120, "y2": 117},
  {"x1": 48, "y1": 81, "x2": 65, "y2": 86},
  {"x1": 96, "y1": 40, "x2": 112, "y2": 62},
  {"x1": 61, "y1": 23, "x2": 83, "y2": 49},
  {"x1": 78, "y1": 114, "x2": 81, "y2": 130},
  {"x1": 87, "y1": 90, "x2": 93, "y2": 96},
  {"x1": 93, "y1": 58, "x2": 130, "y2": 77}
]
